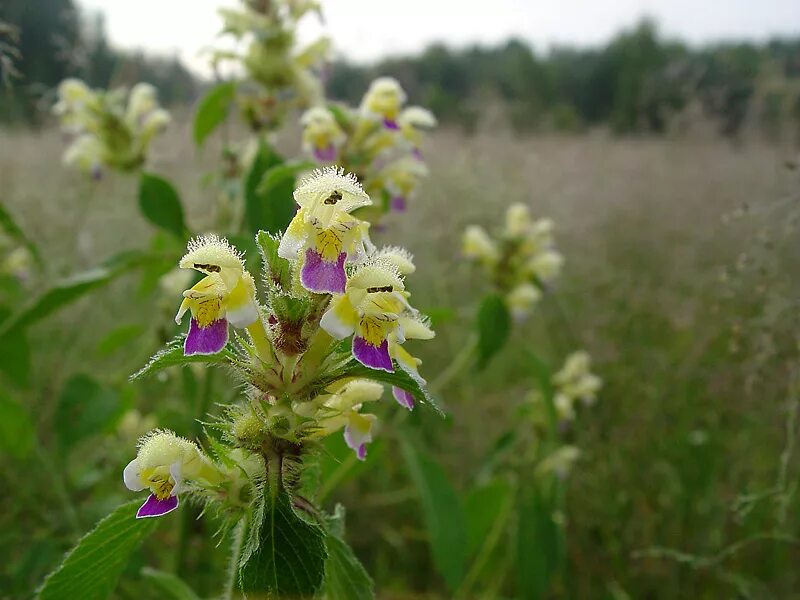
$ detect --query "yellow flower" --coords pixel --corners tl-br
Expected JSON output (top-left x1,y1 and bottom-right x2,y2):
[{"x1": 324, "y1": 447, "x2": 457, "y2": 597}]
[
  {"x1": 278, "y1": 168, "x2": 372, "y2": 294},
  {"x1": 123, "y1": 430, "x2": 221, "y2": 518},
  {"x1": 313, "y1": 379, "x2": 384, "y2": 460},
  {"x1": 360, "y1": 77, "x2": 407, "y2": 127},
  {"x1": 175, "y1": 235, "x2": 259, "y2": 355},
  {"x1": 462, "y1": 225, "x2": 499, "y2": 264},
  {"x1": 300, "y1": 106, "x2": 346, "y2": 163}
]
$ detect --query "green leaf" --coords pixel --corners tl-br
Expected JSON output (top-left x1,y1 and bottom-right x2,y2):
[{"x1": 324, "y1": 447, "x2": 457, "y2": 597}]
[
  {"x1": 37, "y1": 500, "x2": 159, "y2": 600},
  {"x1": 55, "y1": 374, "x2": 121, "y2": 447},
  {"x1": 193, "y1": 81, "x2": 236, "y2": 146},
  {"x1": 141, "y1": 568, "x2": 201, "y2": 600},
  {"x1": 0, "y1": 305, "x2": 30, "y2": 387},
  {"x1": 465, "y1": 479, "x2": 513, "y2": 558},
  {"x1": 324, "y1": 531, "x2": 374, "y2": 600},
  {"x1": 0, "y1": 389, "x2": 35, "y2": 459},
  {"x1": 138, "y1": 173, "x2": 187, "y2": 239},
  {"x1": 245, "y1": 146, "x2": 306, "y2": 235},
  {"x1": 0, "y1": 202, "x2": 42, "y2": 269},
  {"x1": 476, "y1": 293, "x2": 511, "y2": 368},
  {"x1": 323, "y1": 360, "x2": 445, "y2": 416},
  {"x1": 238, "y1": 490, "x2": 327, "y2": 597},
  {"x1": 400, "y1": 438, "x2": 467, "y2": 591},
  {"x1": 96, "y1": 324, "x2": 146, "y2": 357},
  {"x1": 130, "y1": 335, "x2": 233, "y2": 381},
  {"x1": 256, "y1": 229, "x2": 292, "y2": 291},
  {"x1": 516, "y1": 488, "x2": 563, "y2": 599},
  {"x1": 0, "y1": 250, "x2": 168, "y2": 340}
]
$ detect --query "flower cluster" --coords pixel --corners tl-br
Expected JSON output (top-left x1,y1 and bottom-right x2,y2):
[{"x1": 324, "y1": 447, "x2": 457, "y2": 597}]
[
  {"x1": 529, "y1": 351, "x2": 602, "y2": 425},
  {"x1": 213, "y1": 0, "x2": 329, "y2": 131},
  {"x1": 125, "y1": 168, "x2": 435, "y2": 518},
  {"x1": 462, "y1": 202, "x2": 563, "y2": 320},
  {"x1": 53, "y1": 79, "x2": 170, "y2": 177},
  {"x1": 299, "y1": 77, "x2": 436, "y2": 219}
]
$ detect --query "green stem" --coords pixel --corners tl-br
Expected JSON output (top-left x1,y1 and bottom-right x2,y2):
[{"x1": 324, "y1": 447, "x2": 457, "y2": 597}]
[
  {"x1": 547, "y1": 291, "x2": 582, "y2": 351},
  {"x1": 429, "y1": 333, "x2": 478, "y2": 394},
  {"x1": 175, "y1": 369, "x2": 216, "y2": 574},
  {"x1": 223, "y1": 518, "x2": 247, "y2": 600}
]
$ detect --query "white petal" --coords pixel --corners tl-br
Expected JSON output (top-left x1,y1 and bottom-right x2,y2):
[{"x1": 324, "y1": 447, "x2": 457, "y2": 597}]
[
  {"x1": 169, "y1": 462, "x2": 184, "y2": 496},
  {"x1": 227, "y1": 301, "x2": 259, "y2": 328},
  {"x1": 277, "y1": 230, "x2": 305, "y2": 260},
  {"x1": 320, "y1": 304, "x2": 355, "y2": 340},
  {"x1": 123, "y1": 459, "x2": 146, "y2": 491}
]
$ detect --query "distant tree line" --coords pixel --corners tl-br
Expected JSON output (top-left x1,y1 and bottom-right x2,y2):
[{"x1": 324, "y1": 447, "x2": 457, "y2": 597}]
[
  {"x1": 1, "y1": 2, "x2": 799, "y2": 142},
  {"x1": 0, "y1": 0, "x2": 197, "y2": 124},
  {"x1": 328, "y1": 21, "x2": 800, "y2": 142}
]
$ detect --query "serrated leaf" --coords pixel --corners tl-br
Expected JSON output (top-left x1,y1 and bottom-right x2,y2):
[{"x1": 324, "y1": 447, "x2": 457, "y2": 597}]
[
  {"x1": 55, "y1": 374, "x2": 121, "y2": 447},
  {"x1": 138, "y1": 173, "x2": 187, "y2": 239},
  {"x1": 238, "y1": 490, "x2": 327, "y2": 597},
  {"x1": 131, "y1": 335, "x2": 233, "y2": 381},
  {"x1": 0, "y1": 388, "x2": 35, "y2": 459},
  {"x1": 141, "y1": 568, "x2": 201, "y2": 600},
  {"x1": 256, "y1": 230, "x2": 292, "y2": 290},
  {"x1": 37, "y1": 500, "x2": 159, "y2": 600},
  {"x1": 324, "y1": 533, "x2": 374, "y2": 600},
  {"x1": 193, "y1": 81, "x2": 236, "y2": 146},
  {"x1": 516, "y1": 488, "x2": 563, "y2": 599},
  {"x1": 401, "y1": 438, "x2": 467, "y2": 591},
  {"x1": 322, "y1": 359, "x2": 444, "y2": 416},
  {"x1": 476, "y1": 293, "x2": 511, "y2": 368}
]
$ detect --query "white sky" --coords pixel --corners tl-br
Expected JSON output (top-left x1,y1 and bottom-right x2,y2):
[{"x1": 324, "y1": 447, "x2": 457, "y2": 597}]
[{"x1": 78, "y1": 0, "x2": 800, "y2": 76}]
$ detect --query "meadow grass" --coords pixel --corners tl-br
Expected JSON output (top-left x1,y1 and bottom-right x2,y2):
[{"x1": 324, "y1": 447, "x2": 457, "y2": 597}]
[{"x1": 1, "y1": 123, "x2": 798, "y2": 598}]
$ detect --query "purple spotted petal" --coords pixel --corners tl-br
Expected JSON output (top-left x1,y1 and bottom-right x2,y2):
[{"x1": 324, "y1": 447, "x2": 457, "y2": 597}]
[
  {"x1": 353, "y1": 337, "x2": 393, "y2": 372},
  {"x1": 301, "y1": 249, "x2": 346, "y2": 294},
  {"x1": 136, "y1": 494, "x2": 179, "y2": 518},
  {"x1": 392, "y1": 386, "x2": 415, "y2": 410},
  {"x1": 412, "y1": 147, "x2": 424, "y2": 160},
  {"x1": 185, "y1": 317, "x2": 228, "y2": 355},
  {"x1": 313, "y1": 144, "x2": 338, "y2": 162},
  {"x1": 383, "y1": 118, "x2": 399, "y2": 130},
  {"x1": 390, "y1": 196, "x2": 407, "y2": 212}
]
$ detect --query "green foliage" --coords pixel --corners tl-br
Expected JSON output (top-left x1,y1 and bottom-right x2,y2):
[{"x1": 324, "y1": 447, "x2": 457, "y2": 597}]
[
  {"x1": 244, "y1": 143, "x2": 296, "y2": 235},
  {"x1": 0, "y1": 202, "x2": 41, "y2": 268},
  {"x1": 476, "y1": 293, "x2": 511, "y2": 368},
  {"x1": 238, "y1": 490, "x2": 327, "y2": 597},
  {"x1": 516, "y1": 488, "x2": 564, "y2": 599},
  {"x1": 130, "y1": 335, "x2": 234, "y2": 380},
  {"x1": 55, "y1": 374, "x2": 121, "y2": 448},
  {"x1": 37, "y1": 500, "x2": 160, "y2": 600},
  {"x1": 401, "y1": 438, "x2": 467, "y2": 591},
  {"x1": 323, "y1": 532, "x2": 374, "y2": 600},
  {"x1": 138, "y1": 173, "x2": 188, "y2": 240},
  {"x1": 0, "y1": 388, "x2": 35, "y2": 458},
  {"x1": 141, "y1": 568, "x2": 201, "y2": 600},
  {"x1": 193, "y1": 81, "x2": 236, "y2": 146},
  {"x1": 0, "y1": 305, "x2": 30, "y2": 386},
  {"x1": 95, "y1": 323, "x2": 146, "y2": 357},
  {"x1": 464, "y1": 479, "x2": 513, "y2": 557},
  {"x1": 256, "y1": 230, "x2": 292, "y2": 291}
]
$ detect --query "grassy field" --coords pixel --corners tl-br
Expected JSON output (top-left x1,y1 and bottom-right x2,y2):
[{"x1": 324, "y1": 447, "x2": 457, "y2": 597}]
[{"x1": 2, "y1": 123, "x2": 799, "y2": 598}]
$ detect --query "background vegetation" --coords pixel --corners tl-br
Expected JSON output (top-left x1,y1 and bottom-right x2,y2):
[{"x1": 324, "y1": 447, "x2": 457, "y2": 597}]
[{"x1": 2, "y1": 1, "x2": 800, "y2": 599}]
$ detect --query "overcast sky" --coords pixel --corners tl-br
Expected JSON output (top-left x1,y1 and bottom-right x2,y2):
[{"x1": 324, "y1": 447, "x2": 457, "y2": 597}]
[{"x1": 78, "y1": 0, "x2": 800, "y2": 76}]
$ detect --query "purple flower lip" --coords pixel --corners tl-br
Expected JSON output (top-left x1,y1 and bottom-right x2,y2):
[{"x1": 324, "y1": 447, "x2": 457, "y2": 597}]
[
  {"x1": 313, "y1": 144, "x2": 338, "y2": 162},
  {"x1": 184, "y1": 317, "x2": 228, "y2": 355},
  {"x1": 352, "y1": 337, "x2": 393, "y2": 372},
  {"x1": 392, "y1": 386, "x2": 414, "y2": 410},
  {"x1": 136, "y1": 494, "x2": 179, "y2": 518},
  {"x1": 300, "y1": 249, "x2": 347, "y2": 294},
  {"x1": 390, "y1": 196, "x2": 407, "y2": 212},
  {"x1": 383, "y1": 118, "x2": 399, "y2": 130}
]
